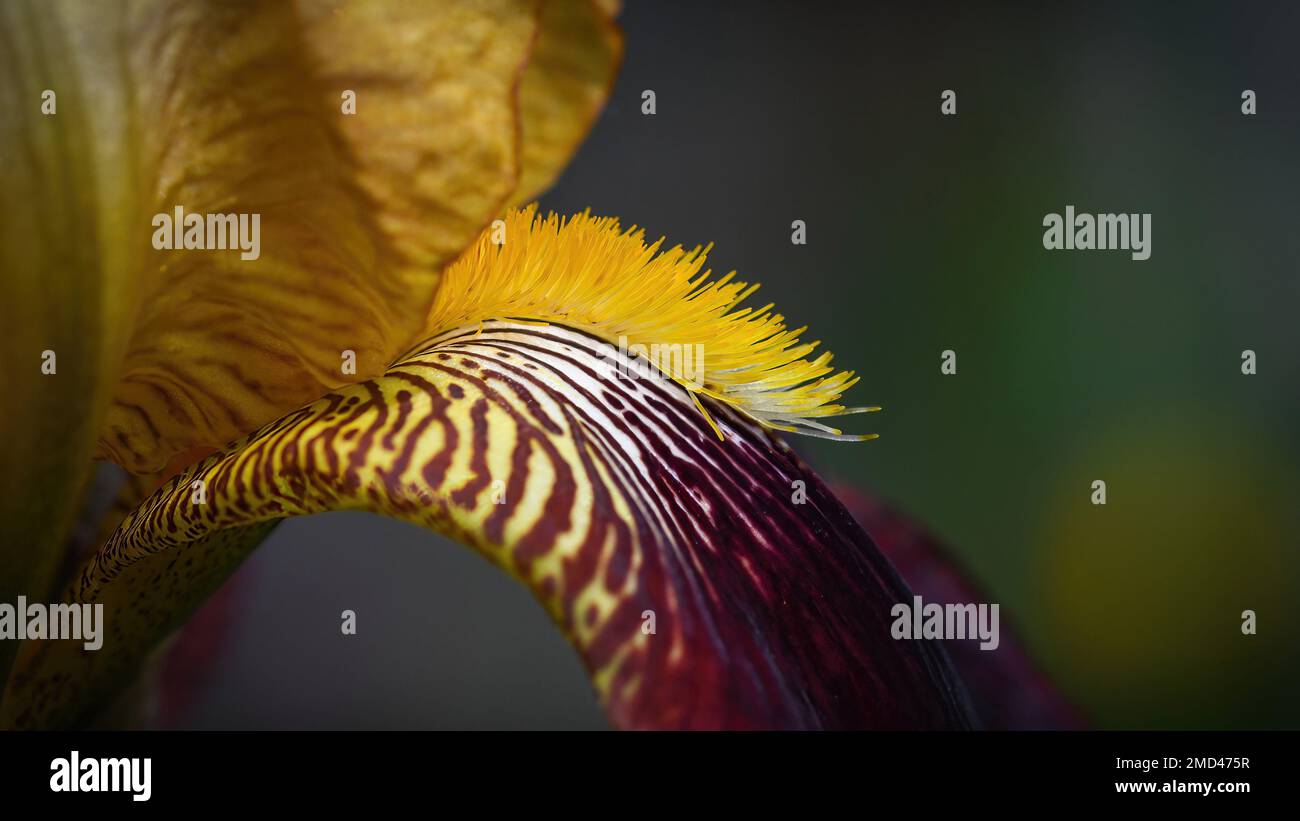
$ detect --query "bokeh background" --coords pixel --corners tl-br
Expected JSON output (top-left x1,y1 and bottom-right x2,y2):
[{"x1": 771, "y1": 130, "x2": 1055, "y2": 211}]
[{"x1": 176, "y1": 0, "x2": 1300, "y2": 729}]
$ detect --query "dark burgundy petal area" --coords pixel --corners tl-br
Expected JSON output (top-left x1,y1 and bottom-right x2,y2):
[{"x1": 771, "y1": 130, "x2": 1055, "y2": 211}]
[
  {"x1": 834, "y1": 487, "x2": 1087, "y2": 730},
  {"x1": 588, "y1": 395, "x2": 979, "y2": 729}
]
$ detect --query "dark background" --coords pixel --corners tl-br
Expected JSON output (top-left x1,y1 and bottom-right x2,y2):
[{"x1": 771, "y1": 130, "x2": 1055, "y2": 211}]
[{"x1": 176, "y1": 0, "x2": 1300, "y2": 729}]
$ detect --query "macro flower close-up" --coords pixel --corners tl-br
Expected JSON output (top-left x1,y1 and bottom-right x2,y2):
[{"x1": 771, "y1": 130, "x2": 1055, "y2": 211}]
[
  {"x1": 3, "y1": 0, "x2": 1297, "y2": 771},
  {"x1": 1, "y1": 0, "x2": 1016, "y2": 731}
]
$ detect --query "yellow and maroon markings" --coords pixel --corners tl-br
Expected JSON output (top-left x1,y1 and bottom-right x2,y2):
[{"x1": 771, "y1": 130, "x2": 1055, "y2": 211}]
[{"x1": 5, "y1": 322, "x2": 973, "y2": 730}]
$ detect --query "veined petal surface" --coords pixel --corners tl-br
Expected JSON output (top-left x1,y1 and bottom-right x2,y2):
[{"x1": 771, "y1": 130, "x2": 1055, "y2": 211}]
[
  {"x1": 512, "y1": 0, "x2": 623, "y2": 204},
  {"x1": 3, "y1": 322, "x2": 974, "y2": 730},
  {"x1": 2, "y1": 0, "x2": 620, "y2": 479},
  {"x1": 1, "y1": 1, "x2": 617, "y2": 680}
]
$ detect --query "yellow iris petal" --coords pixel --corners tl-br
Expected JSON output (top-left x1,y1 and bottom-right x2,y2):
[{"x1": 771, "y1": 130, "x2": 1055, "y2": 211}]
[
  {"x1": 0, "y1": 1, "x2": 617, "y2": 632},
  {"x1": 0, "y1": 1, "x2": 620, "y2": 690},
  {"x1": 2, "y1": 0, "x2": 620, "y2": 482},
  {"x1": 513, "y1": 0, "x2": 623, "y2": 205},
  {"x1": 97, "y1": 0, "x2": 541, "y2": 474},
  {"x1": 0, "y1": 1, "x2": 116, "y2": 679}
]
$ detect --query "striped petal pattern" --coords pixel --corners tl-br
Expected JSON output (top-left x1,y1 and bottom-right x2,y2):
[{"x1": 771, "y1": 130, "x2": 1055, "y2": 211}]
[
  {"x1": 3, "y1": 322, "x2": 974, "y2": 730},
  {"x1": 0, "y1": 0, "x2": 618, "y2": 686}
]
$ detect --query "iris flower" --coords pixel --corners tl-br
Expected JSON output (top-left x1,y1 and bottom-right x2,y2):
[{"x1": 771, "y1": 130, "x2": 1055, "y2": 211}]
[{"x1": 1, "y1": 0, "x2": 1069, "y2": 730}]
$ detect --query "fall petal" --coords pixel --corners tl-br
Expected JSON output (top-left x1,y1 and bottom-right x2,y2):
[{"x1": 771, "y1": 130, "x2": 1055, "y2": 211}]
[
  {"x1": 2, "y1": 320, "x2": 974, "y2": 729},
  {"x1": 836, "y1": 487, "x2": 1087, "y2": 730}
]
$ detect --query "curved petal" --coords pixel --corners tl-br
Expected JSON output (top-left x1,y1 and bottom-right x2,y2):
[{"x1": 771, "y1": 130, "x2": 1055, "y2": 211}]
[
  {"x1": 3, "y1": 321, "x2": 974, "y2": 729},
  {"x1": 101, "y1": 0, "x2": 542, "y2": 473},
  {"x1": 511, "y1": 0, "x2": 623, "y2": 205},
  {"x1": 835, "y1": 487, "x2": 1087, "y2": 730},
  {"x1": 2, "y1": 2, "x2": 618, "y2": 681},
  {"x1": 295, "y1": 0, "x2": 541, "y2": 292},
  {"x1": 3, "y1": 1, "x2": 579, "y2": 477}
]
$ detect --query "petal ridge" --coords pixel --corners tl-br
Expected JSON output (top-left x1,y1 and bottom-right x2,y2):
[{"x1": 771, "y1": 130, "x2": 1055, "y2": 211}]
[{"x1": 4, "y1": 322, "x2": 973, "y2": 730}]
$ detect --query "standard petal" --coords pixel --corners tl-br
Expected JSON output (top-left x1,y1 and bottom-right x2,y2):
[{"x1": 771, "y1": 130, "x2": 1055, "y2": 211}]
[
  {"x1": 5, "y1": 1, "x2": 548, "y2": 476},
  {"x1": 2, "y1": 321, "x2": 974, "y2": 729},
  {"x1": 511, "y1": 0, "x2": 623, "y2": 205},
  {"x1": 294, "y1": 0, "x2": 542, "y2": 294},
  {"x1": 0, "y1": 1, "x2": 116, "y2": 682}
]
